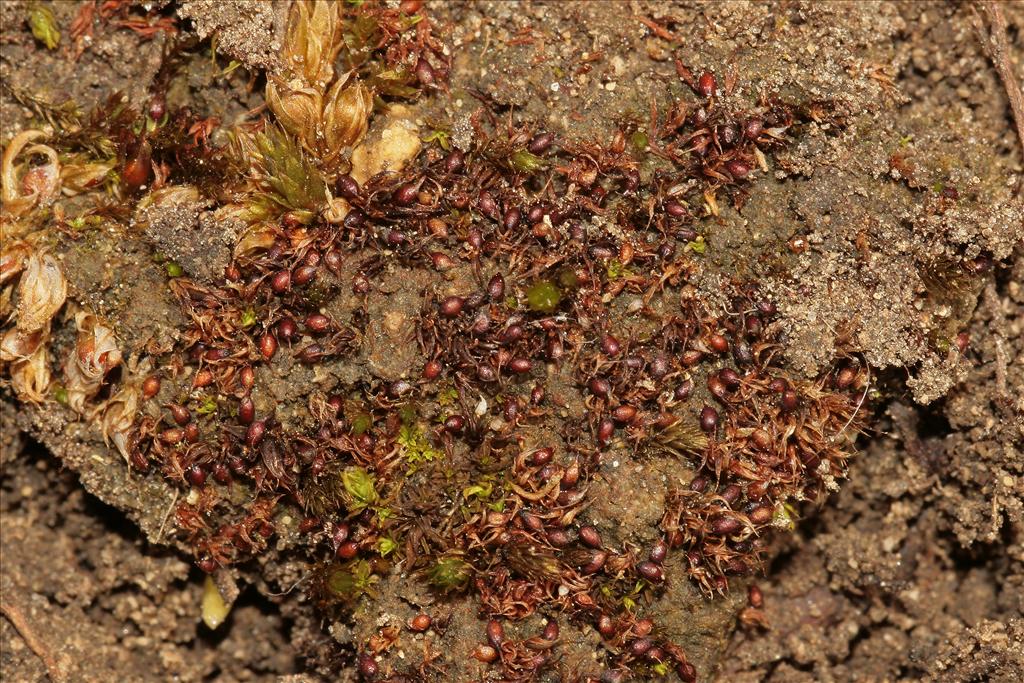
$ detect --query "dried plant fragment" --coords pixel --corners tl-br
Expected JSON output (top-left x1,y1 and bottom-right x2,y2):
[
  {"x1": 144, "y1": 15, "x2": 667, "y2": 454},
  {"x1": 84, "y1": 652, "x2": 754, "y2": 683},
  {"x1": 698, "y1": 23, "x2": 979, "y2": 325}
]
[
  {"x1": 2, "y1": 130, "x2": 62, "y2": 217},
  {"x1": 265, "y1": 0, "x2": 373, "y2": 175},
  {"x1": 16, "y1": 253, "x2": 66, "y2": 334},
  {"x1": 64, "y1": 312, "x2": 122, "y2": 412},
  {"x1": 9, "y1": 344, "x2": 52, "y2": 403}
]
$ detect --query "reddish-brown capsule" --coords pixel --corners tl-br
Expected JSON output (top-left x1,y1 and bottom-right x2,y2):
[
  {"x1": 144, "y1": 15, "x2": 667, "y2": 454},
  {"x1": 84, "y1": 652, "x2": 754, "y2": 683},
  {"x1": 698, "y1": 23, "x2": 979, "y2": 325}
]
[
  {"x1": 648, "y1": 355, "x2": 670, "y2": 379},
  {"x1": 160, "y1": 428, "x2": 184, "y2": 444},
  {"x1": 423, "y1": 359, "x2": 442, "y2": 380},
  {"x1": 748, "y1": 584, "x2": 764, "y2": 608},
  {"x1": 186, "y1": 464, "x2": 206, "y2": 487},
  {"x1": 707, "y1": 374, "x2": 728, "y2": 400},
  {"x1": 676, "y1": 662, "x2": 697, "y2": 683},
  {"x1": 388, "y1": 380, "x2": 413, "y2": 398},
  {"x1": 472, "y1": 644, "x2": 498, "y2": 663},
  {"x1": 710, "y1": 515, "x2": 742, "y2": 535},
  {"x1": 239, "y1": 366, "x2": 255, "y2": 390},
  {"x1": 184, "y1": 423, "x2": 200, "y2": 443},
  {"x1": 503, "y1": 207, "x2": 522, "y2": 231},
  {"x1": 597, "y1": 418, "x2": 615, "y2": 444},
  {"x1": 630, "y1": 638, "x2": 653, "y2": 657},
  {"x1": 169, "y1": 403, "x2": 190, "y2": 426},
  {"x1": 719, "y1": 124, "x2": 739, "y2": 147},
  {"x1": 259, "y1": 333, "x2": 278, "y2": 360},
  {"x1": 337, "y1": 541, "x2": 359, "y2": 559},
  {"x1": 440, "y1": 296, "x2": 465, "y2": 317},
  {"x1": 486, "y1": 620, "x2": 504, "y2": 649},
  {"x1": 277, "y1": 317, "x2": 298, "y2": 342},
  {"x1": 561, "y1": 460, "x2": 580, "y2": 488},
  {"x1": 357, "y1": 654, "x2": 378, "y2": 679},
  {"x1": 709, "y1": 334, "x2": 729, "y2": 353},
  {"x1": 720, "y1": 368, "x2": 741, "y2": 390},
  {"x1": 334, "y1": 174, "x2": 360, "y2": 199},
  {"x1": 324, "y1": 249, "x2": 343, "y2": 275},
  {"x1": 245, "y1": 420, "x2": 266, "y2": 448},
  {"x1": 664, "y1": 199, "x2": 687, "y2": 217},
  {"x1": 212, "y1": 463, "x2": 231, "y2": 485},
  {"x1": 444, "y1": 149, "x2": 464, "y2": 174},
  {"x1": 500, "y1": 324, "x2": 524, "y2": 345},
  {"x1": 393, "y1": 182, "x2": 419, "y2": 206},
  {"x1": 509, "y1": 358, "x2": 533, "y2": 374},
  {"x1": 331, "y1": 522, "x2": 350, "y2": 547},
  {"x1": 444, "y1": 414, "x2": 465, "y2": 433},
  {"x1": 486, "y1": 274, "x2": 506, "y2": 300},
  {"x1": 637, "y1": 561, "x2": 664, "y2": 582},
  {"x1": 750, "y1": 428, "x2": 771, "y2": 451},
  {"x1": 649, "y1": 540, "x2": 668, "y2": 564},
  {"x1": 305, "y1": 314, "x2": 331, "y2": 333},
  {"x1": 681, "y1": 349, "x2": 703, "y2": 366},
  {"x1": 748, "y1": 504, "x2": 772, "y2": 525},
  {"x1": 197, "y1": 556, "x2": 217, "y2": 574},
  {"x1": 409, "y1": 614, "x2": 432, "y2": 632},
  {"x1": 697, "y1": 70, "x2": 717, "y2": 97},
  {"x1": 612, "y1": 404, "x2": 637, "y2": 423},
  {"x1": 193, "y1": 369, "x2": 214, "y2": 388},
  {"x1": 477, "y1": 191, "x2": 498, "y2": 220},
  {"x1": 415, "y1": 57, "x2": 435, "y2": 86},
  {"x1": 293, "y1": 265, "x2": 317, "y2": 286},
  {"x1": 674, "y1": 380, "x2": 693, "y2": 401},
  {"x1": 726, "y1": 159, "x2": 750, "y2": 179},
  {"x1": 835, "y1": 366, "x2": 857, "y2": 389},
  {"x1": 531, "y1": 447, "x2": 554, "y2": 466},
  {"x1": 955, "y1": 331, "x2": 970, "y2": 353},
  {"x1": 528, "y1": 132, "x2": 555, "y2": 154},
  {"x1": 700, "y1": 406, "x2": 719, "y2": 432},
  {"x1": 271, "y1": 270, "x2": 290, "y2": 293},
  {"x1": 142, "y1": 375, "x2": 161, "y2": 398},
  {"x1": 589, "y1": 377, "x2": 611, "y2": 398},
  {"x1": 600, "y1": 334, "x2": 621, "y2": 356},
  {"x1": 122, "y1": 142, "x2": 152, "y2": 194},
  {"x1": 579, "y1": 525, "x2": 602, "y2": 548},
  {"x1": 239, "y1": 396, "x2": 255, "y2": 424},
  {"x1": 720, "y1": 484, "x2": 742, "y2": 505},
  {"x1": 583, "y1": 550, "x2": 608, "y2": 574},
  {"x1": 597, "y1": 614, "x2": 615, "y2": 638},
  {"x1": 542, "y1": 620, "x2": 559, "y2": 641},
  {"x1": 147, "y1": 94, "x2": 166, "y2": 120},
  {"x1": 476, "y1": 364, "x2": 497, "y2": 382},
  {"x1": 548, "y1": 529, "x2": 571, "y2": 546},
  {"x1": 780, "y1": 389, "x2": 798, "y2": 412}
]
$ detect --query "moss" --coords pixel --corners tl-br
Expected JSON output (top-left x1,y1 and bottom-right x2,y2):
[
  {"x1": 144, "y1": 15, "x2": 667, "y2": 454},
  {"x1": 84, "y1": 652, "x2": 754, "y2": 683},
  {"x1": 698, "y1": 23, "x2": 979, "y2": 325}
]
[
  {"x1": 427, "y1": 555, "x2": 472, "y2": 592},
  {"x1": 341, "y1": 467, "x2": 378, "y2": 514},
  {"x1": 526, "y1": 280, "x2": 561, "y2": 313},
  {"x1": 397, "y1": 423, "x2": 443, "y2": 469}
]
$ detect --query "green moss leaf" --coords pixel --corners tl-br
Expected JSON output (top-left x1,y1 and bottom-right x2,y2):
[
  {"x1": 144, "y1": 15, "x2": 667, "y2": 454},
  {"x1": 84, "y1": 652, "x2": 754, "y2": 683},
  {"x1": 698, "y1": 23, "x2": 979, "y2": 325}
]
[
  {"x1": 342, "y1": 467, "x2": 378, "y2": 514},
  {"x1": 526, "y1": 280, "x2": 562, "y2": 313},
  {"x1": 28, "y1": 5, "x2": 60, "y2": 50},
  {"x1": 509, "y1": 149, "x2": 547, "y2": 174}
]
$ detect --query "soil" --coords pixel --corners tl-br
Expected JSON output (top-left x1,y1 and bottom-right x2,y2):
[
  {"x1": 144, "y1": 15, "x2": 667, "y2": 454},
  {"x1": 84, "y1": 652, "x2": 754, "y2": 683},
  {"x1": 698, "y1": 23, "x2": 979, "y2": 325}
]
[{"x1": 1, "y1": 1, "x2": 1022, "y2": 682}]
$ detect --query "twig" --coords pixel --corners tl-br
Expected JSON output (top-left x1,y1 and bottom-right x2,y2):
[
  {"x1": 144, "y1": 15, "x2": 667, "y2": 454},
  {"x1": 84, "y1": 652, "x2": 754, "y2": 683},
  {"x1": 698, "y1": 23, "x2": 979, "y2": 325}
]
[
  {"x1": 1, "y1": 599, "x2": 67, "y2": 683},
  {"x1": 976, "y1": 1, "x2": 1024, "y2": 164},
  {"x1": 836, "y1": 359, "x2": 871, "y2": 440},
  {"x1": 155, "y1": 488, "x2": 179, "y2": 544}
]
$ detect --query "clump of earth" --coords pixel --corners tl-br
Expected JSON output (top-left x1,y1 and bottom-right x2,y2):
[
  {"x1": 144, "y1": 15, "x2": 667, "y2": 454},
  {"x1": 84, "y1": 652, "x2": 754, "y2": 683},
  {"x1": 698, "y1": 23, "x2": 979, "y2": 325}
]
[{"x1": 1, "y1": 1, "x2": 1021, "y2": 682}]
